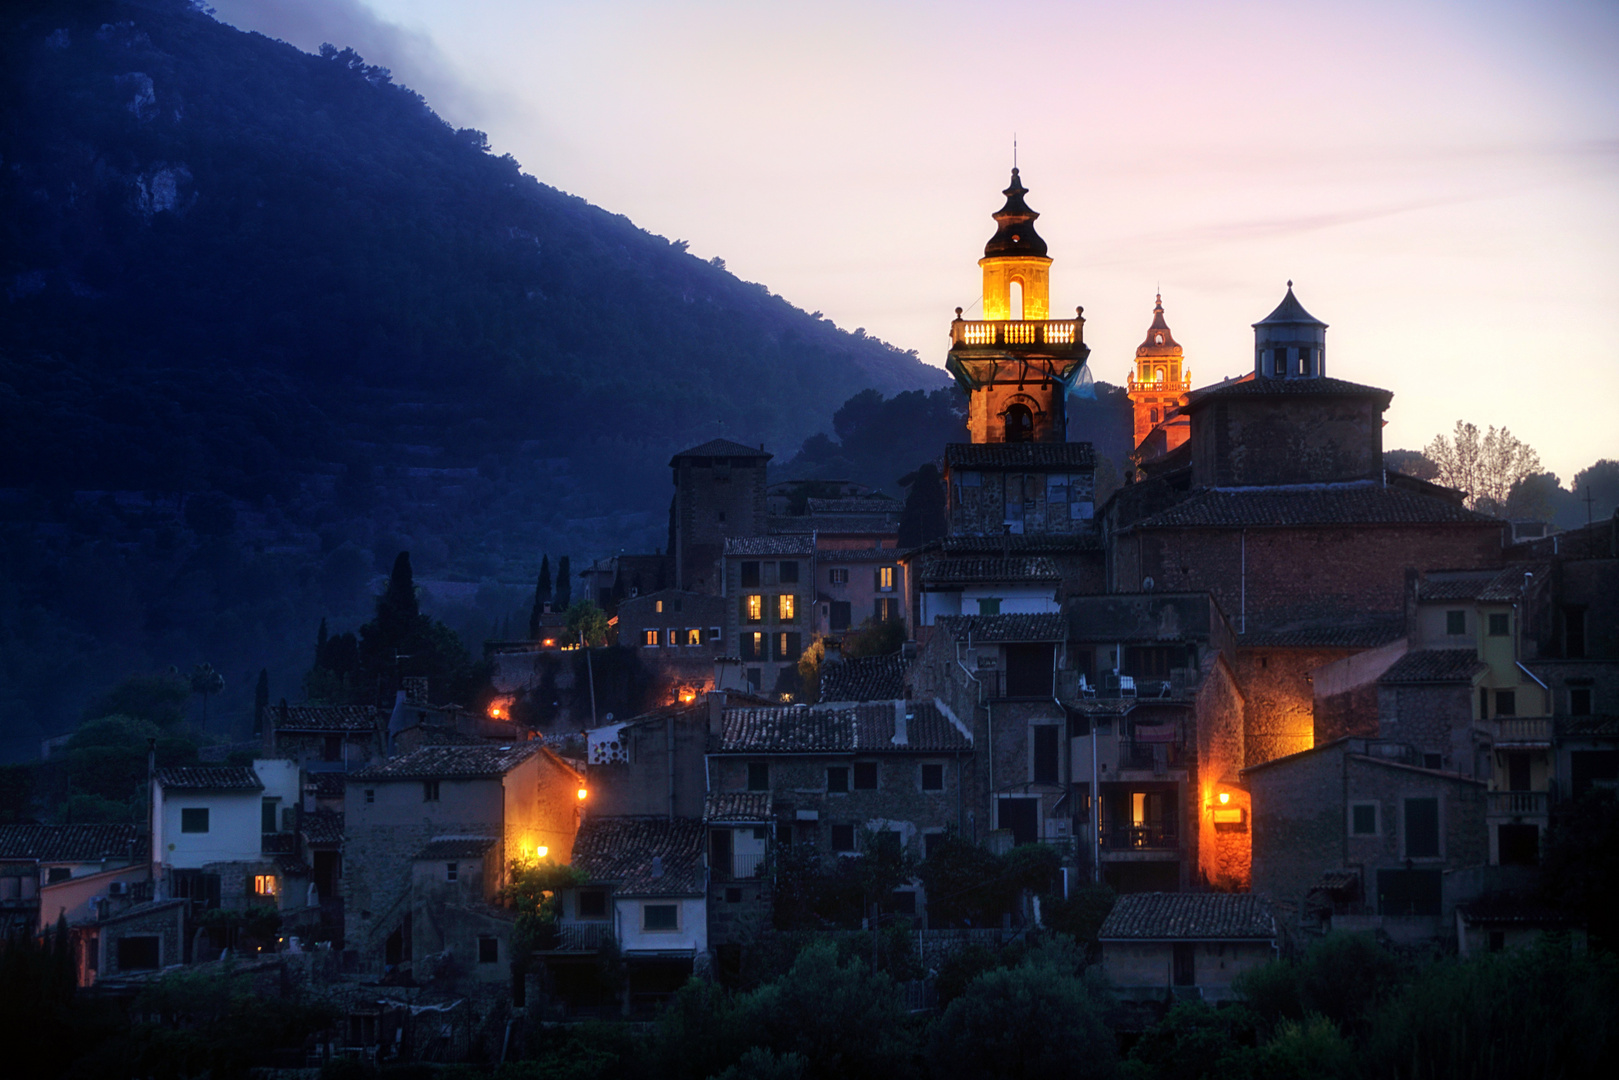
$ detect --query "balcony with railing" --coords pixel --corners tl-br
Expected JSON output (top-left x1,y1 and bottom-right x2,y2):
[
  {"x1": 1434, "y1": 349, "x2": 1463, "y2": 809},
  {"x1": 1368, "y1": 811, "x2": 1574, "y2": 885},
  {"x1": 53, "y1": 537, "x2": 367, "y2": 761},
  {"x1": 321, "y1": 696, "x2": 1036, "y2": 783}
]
[
  {"x1": 1099, "y1": 823, "x2": 1180, "y2": 855},
  {"x1": 552, "y1": 922, "x2": 615, "y2": 952},
  {"x1": 950, "y1": 319, "x2": 1085, "y2": 352},
  {"x1": 1488, "y1": 791, "x2": 1550, "y2": 816},
  {"x1": 1483, "y1": 717, "x2": 1553, "y2": 746},
  {"x1": 1117, "y1": 740, "x2": 1185, "y2": 777},
  {"x1": 1126, "y1": 373, "x2": 1192, "y2": 396}
]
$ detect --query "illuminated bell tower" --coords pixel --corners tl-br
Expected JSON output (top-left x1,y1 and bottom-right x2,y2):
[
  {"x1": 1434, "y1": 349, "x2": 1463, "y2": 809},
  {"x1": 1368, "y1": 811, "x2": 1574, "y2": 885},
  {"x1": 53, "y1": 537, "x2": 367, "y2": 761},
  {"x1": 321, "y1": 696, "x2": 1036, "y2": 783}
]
[
  {"x1": 947, "y1": 168, "x2": 1090, "y2": 444},
  {"x1": 1127, "y1": 293, "x2": 1192, "y2": 452}
]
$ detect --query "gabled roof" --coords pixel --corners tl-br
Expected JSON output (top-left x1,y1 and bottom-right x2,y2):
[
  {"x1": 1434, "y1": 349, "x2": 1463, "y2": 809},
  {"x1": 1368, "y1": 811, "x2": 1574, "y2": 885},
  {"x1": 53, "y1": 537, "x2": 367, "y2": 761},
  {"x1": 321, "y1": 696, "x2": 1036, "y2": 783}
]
[
  {"x1": 156, "y1": 766, "x2": 263, "y2": 792},
  {"x1": 1124, "y1": 483, "x2": 1493, "y2": 530},
  {"x1": 352, "y1": 741, "x2": 544, "y2": 780},
  {"x1": 670, "y1": 439, "x2": 772, "y2": 464},
  {"x1": 1099, "y1": 892, "x2": 1276, "y2": 941},
  {"x1": 724, "y1": 535, "x2": 817, "y2": 557},
  {"x1": 301, "y1": 809, "x2": 344, "y2": 846},
  {"x1": 571, "y1": 816, "x2": 705, "y2": 896},
  {"x1": 1380, "y1": 649, "x2": 1487, "y2": 684},
  {"x1": 414, "y1": 837, "x2": 497, "y2": 860},
  {"x1": 919, "y1": 556, "x2": 1060, "y2": 584},
  {"x1": 819, "y1": 651, "x2": 910, "y2": 704},
  {"x1": 704, "y1": 791, "x2": 773, "y2": 823},
  {"x1": 945, "y1": 442, "x2": 1096, "y2": 471},
  {"x1": 718, "y1": 700, "x2": 970, "y2": 754},
  {"x1": 933, "y1": 613, "x2": 1067, "y2": 643},
  {"x1": 0, "y1": 824, "x2": 143, "y2": 863},
  {"x1": 274, "y1": 705, "x2": 380, "y2": 733}
]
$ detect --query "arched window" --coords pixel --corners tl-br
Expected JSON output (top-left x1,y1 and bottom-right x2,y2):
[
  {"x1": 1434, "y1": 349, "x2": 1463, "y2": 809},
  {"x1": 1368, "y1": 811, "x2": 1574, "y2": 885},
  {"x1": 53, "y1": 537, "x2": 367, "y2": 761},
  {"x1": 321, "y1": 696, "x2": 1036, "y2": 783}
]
[
  {"x1": 1155, "y1": 368, "x2": 1165, "y2": 382},
  {"x1": 1008, "y1": 280, "x2": 1024, "y2": 321},
  {"x1": 1155, "y1": 333, "x2": 1163, "y2": 345},
  {"x1": 1004, "y1": 404, "x2": 1034, "y2": 443}
]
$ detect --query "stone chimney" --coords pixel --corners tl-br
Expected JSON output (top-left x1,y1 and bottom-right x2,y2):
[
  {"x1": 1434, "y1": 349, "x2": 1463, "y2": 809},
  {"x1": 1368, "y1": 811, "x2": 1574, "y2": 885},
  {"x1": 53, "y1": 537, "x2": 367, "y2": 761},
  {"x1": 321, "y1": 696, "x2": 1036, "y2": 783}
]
[{"x1": 891, "y1": 700, "x2": 909, "y2": 746}]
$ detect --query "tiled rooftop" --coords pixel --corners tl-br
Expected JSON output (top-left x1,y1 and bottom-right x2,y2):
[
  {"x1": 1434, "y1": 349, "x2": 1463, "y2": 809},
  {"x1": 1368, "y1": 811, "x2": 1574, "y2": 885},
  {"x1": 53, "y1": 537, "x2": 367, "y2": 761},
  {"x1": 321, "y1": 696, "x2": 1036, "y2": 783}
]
[
  {"x1": 1239, "y1": 615, "x2": 1406, "y2": 649},
  {"x1": 414, "y1": 837, "x2": 498, "y2": 860},
  {"x1": 919, "y1": 556, "x2": 1061, "y2": 584},
  {"x1": 945, "y1": 442, "x2": 1097, "y2": 470},
  {"x1": 571, "y1": 816, "x2": 706, "y2": 896},
  {"x1": 933, "y1": 613, "x2": 1068, "y2": 643},
  {"x1": 352, "y1": 742, "x2": 543, "y2": 780},
  {"x1": 0, "y1": 823, "x2": 143, "y2": 863},
  {"x1": 155, "y1": 766, "x2": 263, "y2": 791},
  {"x1": 724, "y1": 535, "x2": 818, "y2": 557},
  {"x1": 805, "y1": 497, "x2": 900, "y2": 515},
  {"x1": 1380, "y1": 649, "x2": 1487, "y2": 684},
  {"x1": 301, "y1": 809, "x2": 344, "y2": 846},
  {"x1": 704, "y1": 791, "x2": 773, "y2": 823},
  {"x1": 1184, "y1": 374, "x2": 1391, "y2": 408},
  {"x1": 670, "y1": 438, "x2": 772, "y2": 462},
  {"x1": 1099, "y1": 892, "x2": 1276, "y2": 940},
  {"x1": 274, "y1": 705, "x2": 380, "y2": 732},
  {"x1": 305, "y1": 772, "x2": 347, "y2": 800},
  {"x1": 1418, "y1": 565, "x2": 1548, "y2": 603},
  {"x1": 819, "y1": 651, "x2": 909, "y2": 703},
  {"x1": 718, "y1": 700, "x2": 970, "y2": 754},
  {"x1": 1127, "y1": 483, "x2": 1492, "y2": 530}
]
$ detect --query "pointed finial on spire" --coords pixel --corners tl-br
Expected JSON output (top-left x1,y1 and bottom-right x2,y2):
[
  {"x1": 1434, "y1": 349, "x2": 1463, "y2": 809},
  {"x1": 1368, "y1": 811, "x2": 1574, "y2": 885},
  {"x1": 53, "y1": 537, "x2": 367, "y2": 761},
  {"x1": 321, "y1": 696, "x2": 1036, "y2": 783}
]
[
  {"x1": 1286, "y1": 279, "x2": 1293, "y2": 289},
  {"x1": 1013, "y1": 134, "x2": 1017, "y2": 170}
]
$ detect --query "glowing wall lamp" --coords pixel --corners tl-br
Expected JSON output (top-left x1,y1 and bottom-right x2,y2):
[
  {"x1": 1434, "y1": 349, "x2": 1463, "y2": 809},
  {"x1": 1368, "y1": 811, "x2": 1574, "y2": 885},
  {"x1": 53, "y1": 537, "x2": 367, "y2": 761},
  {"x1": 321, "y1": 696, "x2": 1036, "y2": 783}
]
[{"x1": 577, "y1": 787, "x2": 589, "y2": 802}]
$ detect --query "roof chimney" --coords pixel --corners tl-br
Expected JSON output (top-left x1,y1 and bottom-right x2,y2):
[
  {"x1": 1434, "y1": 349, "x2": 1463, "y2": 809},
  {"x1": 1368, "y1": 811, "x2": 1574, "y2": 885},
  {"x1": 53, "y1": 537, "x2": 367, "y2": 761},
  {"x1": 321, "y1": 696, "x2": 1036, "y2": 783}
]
[
  {"x1": 651, "y1": 855, "x2": 664, "y2": 879},
  {"x1": 891, "y1": 700, "x2": 909, "y2": 746}
]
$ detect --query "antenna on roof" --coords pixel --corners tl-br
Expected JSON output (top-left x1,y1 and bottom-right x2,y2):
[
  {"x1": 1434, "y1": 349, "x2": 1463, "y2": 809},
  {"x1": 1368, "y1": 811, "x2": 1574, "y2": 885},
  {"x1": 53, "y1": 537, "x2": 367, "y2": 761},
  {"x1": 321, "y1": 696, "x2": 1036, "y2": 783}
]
[{"x1": 1013, "y1": 134, "x2": 1018, "y2": 169}]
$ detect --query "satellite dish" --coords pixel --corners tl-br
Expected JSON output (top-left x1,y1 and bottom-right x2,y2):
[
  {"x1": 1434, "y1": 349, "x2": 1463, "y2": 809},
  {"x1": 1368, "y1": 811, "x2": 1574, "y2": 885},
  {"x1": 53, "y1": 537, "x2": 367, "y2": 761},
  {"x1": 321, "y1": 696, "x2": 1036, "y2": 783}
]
[{"x1": 1141, "y1": 576, "x2": 1156, "y2": 592}]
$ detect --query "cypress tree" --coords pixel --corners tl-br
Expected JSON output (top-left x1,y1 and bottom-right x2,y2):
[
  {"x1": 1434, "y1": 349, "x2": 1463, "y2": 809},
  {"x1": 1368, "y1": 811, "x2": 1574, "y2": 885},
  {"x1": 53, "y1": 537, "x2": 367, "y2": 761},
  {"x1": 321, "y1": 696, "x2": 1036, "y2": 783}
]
[
  {"x1": 529, "y1": 556, "x2": 553, "y2": 638},
  {"x1": 375, "y1": 551, "x2": 420, "y2": 645},
  {"x1": 556, "y1": 555, "x2": 572, "y2": 608},
  {"x1": 539, "y1": 556, "x2": 553, "y2": 604}
]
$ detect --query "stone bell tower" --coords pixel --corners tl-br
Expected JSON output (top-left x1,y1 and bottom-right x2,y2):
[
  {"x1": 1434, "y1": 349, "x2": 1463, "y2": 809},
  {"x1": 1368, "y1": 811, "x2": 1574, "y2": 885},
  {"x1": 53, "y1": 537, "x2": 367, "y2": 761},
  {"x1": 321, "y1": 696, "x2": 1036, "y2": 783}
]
[
  {"x1": 1127, "y1": 293, "x2": 1192, "y2": 453},
  {"x1": 946, "y1": 168, "x2": 1090, "y2": 445}
]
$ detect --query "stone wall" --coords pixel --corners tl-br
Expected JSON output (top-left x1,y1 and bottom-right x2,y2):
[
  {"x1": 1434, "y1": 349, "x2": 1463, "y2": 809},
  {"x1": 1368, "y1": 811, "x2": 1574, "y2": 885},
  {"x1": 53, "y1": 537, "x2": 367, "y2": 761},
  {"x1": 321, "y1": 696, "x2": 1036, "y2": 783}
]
[
  {"x1": 1189, "y1": 394, "x2": 1382, "y2": 488},
  {"x1": 1194, "y1": 653, "x2": 1249, "y2": 889},
  {"x1": 1238, "y1": 647, "x2": 1356, "y2": 767},
  {"x1": 675, "y1": 456, "x2": 769, "y2": 593},
  {"x1": 947, "y1": 467, "x2": 1095, "y2": 538},
  {"x1": 1377, "y1": 683, "x2": 1475, "y2": 776}
]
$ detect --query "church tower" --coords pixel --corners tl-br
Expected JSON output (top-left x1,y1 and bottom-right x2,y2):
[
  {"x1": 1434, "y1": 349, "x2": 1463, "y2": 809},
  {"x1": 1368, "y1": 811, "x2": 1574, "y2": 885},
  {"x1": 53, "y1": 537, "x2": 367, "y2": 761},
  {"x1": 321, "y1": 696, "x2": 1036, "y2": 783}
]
[
  {"x1": 1126, "y1": 293, "x2": 1192, "y2": 453},
  {"x1": 946, "y1": 168, "x2": 1090, "y2": 444}
]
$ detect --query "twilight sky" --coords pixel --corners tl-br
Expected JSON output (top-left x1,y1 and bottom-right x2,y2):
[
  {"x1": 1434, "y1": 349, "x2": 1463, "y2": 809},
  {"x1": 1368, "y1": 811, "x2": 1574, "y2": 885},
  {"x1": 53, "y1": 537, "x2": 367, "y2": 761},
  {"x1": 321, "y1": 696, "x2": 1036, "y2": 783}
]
[{"x1": 211, "y1": 0, "x2": 1619, "y2": 485}]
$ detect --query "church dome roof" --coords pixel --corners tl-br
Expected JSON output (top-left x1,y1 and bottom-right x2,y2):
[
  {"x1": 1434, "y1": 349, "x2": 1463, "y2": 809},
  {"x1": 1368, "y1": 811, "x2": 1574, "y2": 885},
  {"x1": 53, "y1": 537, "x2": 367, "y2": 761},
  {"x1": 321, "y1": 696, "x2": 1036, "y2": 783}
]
[
  {"x1": 1136, "y1": 293, "x2": 1182, "y2": 356},
  {"x1": 983, "y1": 168, "x2": 1049, "y2": 258}
]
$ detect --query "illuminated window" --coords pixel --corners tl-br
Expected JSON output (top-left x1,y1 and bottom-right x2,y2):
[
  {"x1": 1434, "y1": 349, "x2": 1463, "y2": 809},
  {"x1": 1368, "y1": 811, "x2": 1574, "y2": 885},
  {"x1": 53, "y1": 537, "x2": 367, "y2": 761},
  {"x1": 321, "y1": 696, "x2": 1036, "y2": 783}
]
[
  {"x1": 743, "y1": 632, "x2": 764, "y2": 660},
  {"x1": 667, "y1": 628, "x2": 678, "y2": 647},
  {"x1": 1009, "y1": 279, "x2": 1024, "y2": 320},
  {"x1": 1155, "y1": 334, "x2": 1163, "y2": 345},
  {"x1": 778, "y1": 594, "x2": 795, "y2": 621},
  {"x1": 686, "y1": 628, "x2": 702, "y2": 646},
  {"x1": 254, "y1": 874, "x2": 277, "y2": 897},
  {"x1": 655, "y1": 600, "x2": 663, "y2": 613},
  {"x1": 643, "y1": 629, "x2": 658, "y2": 647},
  {"x1": 745, "y1": 595, "x2": 763, "y2": 623},
  {"x1": 878, "y1": 566, "x2": 895, "y2": 592}
]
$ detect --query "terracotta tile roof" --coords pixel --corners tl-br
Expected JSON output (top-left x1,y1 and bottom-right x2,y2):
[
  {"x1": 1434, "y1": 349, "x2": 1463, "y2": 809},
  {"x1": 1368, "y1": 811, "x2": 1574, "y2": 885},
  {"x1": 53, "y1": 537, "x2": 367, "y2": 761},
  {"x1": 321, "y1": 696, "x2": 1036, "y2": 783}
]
[
  {"x1": 1126, "y1": 483, "x2": 1493, "y2": 530},
  {"x1": 353, "y1": 742, "x2": 543, "y2": 780},
  {"x1": 933, "y1": 613, "x2": 1067, "y2": 642},
  {"x1": 572, "y1": 816, "x2": 705, "y2": 896},
  {"x1": 415, "y1": 837, "x2": 498, "y2": 860},
  {"x1": 0, "y1": 823, "x2": 143, "y2": 863},
  {"x1": 1419, "y1": 565, "x2": 1546, "y2": 603},
  {"x1": 704, "y1": 792, "x2": 773, "y2": 823},
  {"x1": 919, "y1": 556, "x2": 1061, "y2": 584},
  {"x1": 718, "y1": 700, "x2": 970, "y2": 754},
  {"x1": 945, "y1": 442, "x2": 1096, "y2": 471},
  {"x1": 274, "y1": 705, "x2": 380, "y2": 732},
  {"x1": 1380, "y1": 649, "x2": 1487, "y2": 684},
  {"x1": 1457, "y1": 896, "x2": 1578, "y2": 926},
  {"x1": 671, "y1": 439, "x2": 773, "y2": 463},
  {"x1": 805, "y1": 497, "x2": 899, "y2": 515},
  {"x1": 306, "y1": 772, "x2": 347, "y2": 800},
  {"x1": 812, "y1": 546, "x2": 904, "y2": 563},
  {"x1": 819, "y1": 651, "x2": 909, "y2": 703},
  {"x1": 724, "y1": 535, "x2": 817, "y2": 557},
  {"x1": 301, "y1": 810, "x2": 344, "y2": 846},
  {"x1": 1099, "y1": 892, "x2": 1276, "y2": 940},
  {"x1": 156, "y1": 766, "x2": 263, "y2": 791},
  {"x1": 260, "y1": 832, "x2": 298, "y2": 856},
  {"x1": 1558, "y1": 715, "x2": 1619, "y2": 737},
  {"x1": 1183, "y1": 374, "x2": 1390, "y2": 410},
  {"x1": 1239, "y1": 616, "x2": 1406, "y2": 648}
]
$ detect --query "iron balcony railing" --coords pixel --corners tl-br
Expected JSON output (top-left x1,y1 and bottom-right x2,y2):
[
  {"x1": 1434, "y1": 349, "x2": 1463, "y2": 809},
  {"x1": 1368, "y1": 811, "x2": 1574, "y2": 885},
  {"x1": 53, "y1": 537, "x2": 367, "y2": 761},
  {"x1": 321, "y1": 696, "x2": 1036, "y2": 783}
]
[
  {"x1": 1099, "y1": 824, "x2": 1179, "y2": 851},
  {"x1": 713, "y1": 852, "x2": 767, "y2": 882},
  {"x1": 554, "y1": 922, "x2": 614, "y2": 951}
]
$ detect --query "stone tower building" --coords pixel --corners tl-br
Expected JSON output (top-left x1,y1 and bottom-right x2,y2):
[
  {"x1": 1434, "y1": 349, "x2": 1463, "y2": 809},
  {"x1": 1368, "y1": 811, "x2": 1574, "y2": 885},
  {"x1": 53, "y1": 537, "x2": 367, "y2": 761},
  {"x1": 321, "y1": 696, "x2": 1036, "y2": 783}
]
[
  {"x1": 1126, "y1": 293, "x2": 1192, "y2": 455},
  {"x1": 946, "y1": 168, "x2": 1091, "y2": 445}
]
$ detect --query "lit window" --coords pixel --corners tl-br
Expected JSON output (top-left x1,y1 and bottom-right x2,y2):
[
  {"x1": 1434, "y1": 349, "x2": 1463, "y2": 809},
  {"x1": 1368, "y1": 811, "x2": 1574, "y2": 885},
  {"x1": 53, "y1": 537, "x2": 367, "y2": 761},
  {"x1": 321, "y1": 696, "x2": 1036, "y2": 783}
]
[
  {"x1": 686, "y1": 628, "x2": 702, "y2": 646},
  {"x1": 667, "y1": 628, "x2": 678, "y2": 647},
  {"x1": 878, "y1": 566, "x2": 895, "y2": 592},
  {"x1": 745, "y1": 595, "x2": 763, "y2": 623},
  {"x1": 643, "y1": 629, "x2": 659, "y2": 647},
  {"x1": 778, "y1": 594, "x2": 795, "y2": 621},
  {"x1": 655, "y1": 600, "x2": 663, "y2": 613},
  {"x1": 254, "y1": 874, "x2": 277, "y2": 897}
]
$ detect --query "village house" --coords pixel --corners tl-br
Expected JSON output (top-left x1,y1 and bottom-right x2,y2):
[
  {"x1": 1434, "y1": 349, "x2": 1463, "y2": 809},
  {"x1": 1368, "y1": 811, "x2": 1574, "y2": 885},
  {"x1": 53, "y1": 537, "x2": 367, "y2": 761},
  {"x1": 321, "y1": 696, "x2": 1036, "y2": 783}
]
[
  {"x1": 1244, "y1": 737, "x2": 1489, "y2": 940},
  {"x1": 615, "y1": 588, "x2": 728, "y2": 705},
  {"x1": 344, "y1": 742, "x2": 583, "y2": 983},
  {"x1": 722, "y1": 535, "x2": 816, "y2": 697},
  {"x1": 1098, "y1": 892, "x2": 1278, "y2": 1002},
  {"x1": 266, "y1": 703, "x2": 384, "y2": 771}
]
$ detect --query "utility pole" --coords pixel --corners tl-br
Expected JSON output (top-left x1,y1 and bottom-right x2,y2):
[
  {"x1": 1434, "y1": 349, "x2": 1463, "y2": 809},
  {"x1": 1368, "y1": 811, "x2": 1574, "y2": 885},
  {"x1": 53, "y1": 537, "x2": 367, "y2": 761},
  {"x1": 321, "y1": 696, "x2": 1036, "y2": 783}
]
[{"x1": 582, "y1": 629, "x2": 598, "y2": 726}]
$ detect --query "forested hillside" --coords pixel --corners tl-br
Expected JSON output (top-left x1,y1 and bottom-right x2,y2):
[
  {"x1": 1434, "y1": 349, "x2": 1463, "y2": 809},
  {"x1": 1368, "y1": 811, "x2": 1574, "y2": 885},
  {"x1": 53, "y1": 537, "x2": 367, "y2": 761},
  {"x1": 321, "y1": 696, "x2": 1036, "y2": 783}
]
[{"x1": 0, "y1": 0, "x2": 959, "y2": 753}]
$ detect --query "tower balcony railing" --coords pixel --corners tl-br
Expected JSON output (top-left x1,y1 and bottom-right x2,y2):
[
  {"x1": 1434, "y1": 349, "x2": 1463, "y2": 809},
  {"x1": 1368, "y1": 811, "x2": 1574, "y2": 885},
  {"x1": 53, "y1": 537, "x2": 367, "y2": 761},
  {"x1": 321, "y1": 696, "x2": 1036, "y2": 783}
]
[
  {"x1": 1127, "y1": 374, "x2": 1192, "y2": 394},
  {"x1": 951, "y1": 319, "x2": 1084, "y2": 350}
]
